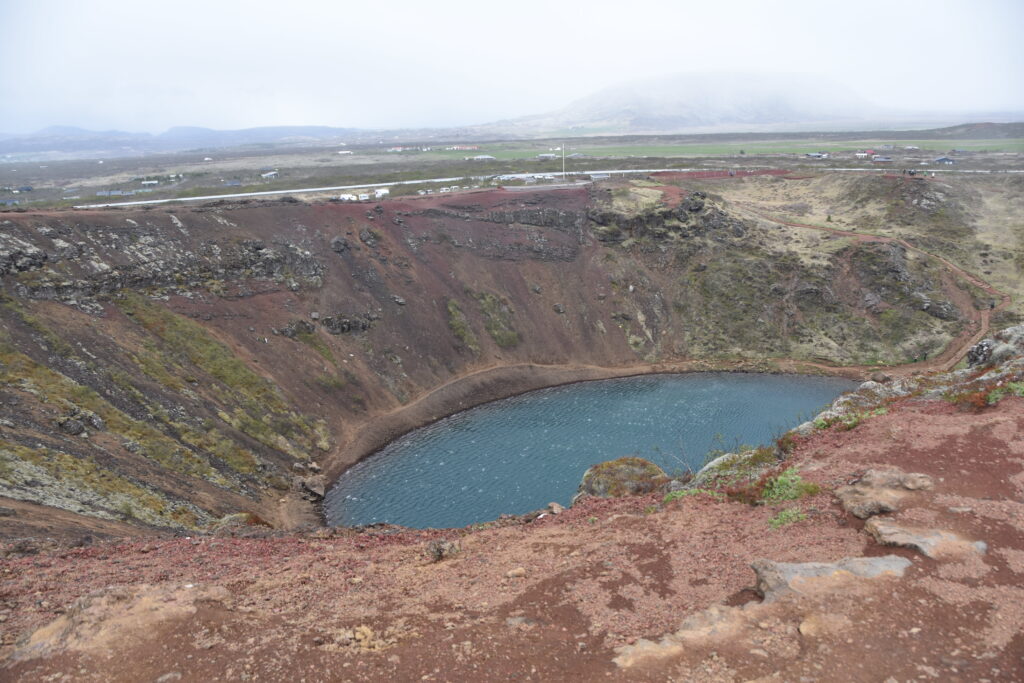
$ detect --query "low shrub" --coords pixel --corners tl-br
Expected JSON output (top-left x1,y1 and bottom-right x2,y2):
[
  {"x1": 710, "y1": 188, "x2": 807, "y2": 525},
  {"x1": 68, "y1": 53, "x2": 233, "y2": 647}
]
[
  {"x1": 724, "y1": 466, "x2": 820, "y2": 505},
  {"x1": 769, "y1": 507, "x2": 807, "y2": 529},
  {"x1": 663, "y1": 488, "x2": 724, "y2": 503},
  {"x1": 762, "y1": 467, "x2": 821, "y2": 502}
]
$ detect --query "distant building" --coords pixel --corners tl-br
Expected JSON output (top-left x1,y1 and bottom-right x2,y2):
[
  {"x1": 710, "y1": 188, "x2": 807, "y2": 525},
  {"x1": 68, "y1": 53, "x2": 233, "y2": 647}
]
[
  {"x1": 337, "y1": 150, "x2": 353, "y2": 155},
  {"x1": 357, "y1": 193, "x2": 370, "y2": 201},
  {"x1": 260, "y1": 171, "x2": 278, "y2": 179},
  {"x1": 934, "y1": 156, "x2": 956, "y2": 164},
  {"x1": 140, "y1": 180, "x2": 159, "y2": 186},
  {"x1": 805, "y1": 152, "x2": 829, "y2": 159},
  {"x1": 872, "y1": 156, "x2": 893, "y2": 163},
  {"x1": 338, "y1": 194, "x2": 358, "y2": 201},
  {"x1": 854, "y1": 152, "x2": 869, "y2": 159},
  {"x1": 224, "y1": 180, "x2": 242, "y2": 187},
  {"x1": 537, "y1": 153, "x2": 558, "y2": 160},
  {"x1": 466, "y1": 154, "x2": 496, "y2": 161},
  {"x1": 374, "y1": 188, "x2": 390, "y2": 199}
]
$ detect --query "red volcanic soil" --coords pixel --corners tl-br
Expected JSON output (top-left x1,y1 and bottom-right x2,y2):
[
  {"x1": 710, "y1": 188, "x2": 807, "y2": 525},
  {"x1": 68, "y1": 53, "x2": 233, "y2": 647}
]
[{"x1": 2, "y1": 396, "x2": 1022, "y2": 681}]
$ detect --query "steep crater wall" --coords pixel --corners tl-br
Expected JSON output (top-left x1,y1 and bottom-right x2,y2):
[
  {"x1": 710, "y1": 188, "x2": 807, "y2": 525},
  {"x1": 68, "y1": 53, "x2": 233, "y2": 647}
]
[{"x1": 0, "y1": 186, "x2": 972, "y2": 535}]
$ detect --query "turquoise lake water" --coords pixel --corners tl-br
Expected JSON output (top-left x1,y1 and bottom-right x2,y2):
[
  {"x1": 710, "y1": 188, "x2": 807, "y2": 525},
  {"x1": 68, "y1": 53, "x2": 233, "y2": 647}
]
[{"x1": 324, "y1": 373, "x2": 856, "y2": 529}]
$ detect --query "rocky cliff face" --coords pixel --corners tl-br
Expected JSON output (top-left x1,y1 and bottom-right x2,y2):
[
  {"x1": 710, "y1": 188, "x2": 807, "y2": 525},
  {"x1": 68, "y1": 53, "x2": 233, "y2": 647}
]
[{"x1": 0, "y1": 184, "x2": 973, "y2": 535}]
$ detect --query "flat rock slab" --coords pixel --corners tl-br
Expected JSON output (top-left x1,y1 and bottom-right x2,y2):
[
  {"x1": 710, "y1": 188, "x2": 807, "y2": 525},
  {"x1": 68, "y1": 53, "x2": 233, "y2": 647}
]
[
  {"x1": 864, "y1": 518, "x2": 987, "y2": 559},
  {"x1": 752, "y1": 555, "x2": 912, "y2": 603},
  {"x1": 614, "y1": 555, "x2": 911, "y2": 668},
  {"x1": 835, "y1": 468, "x2": 934, "y2": 519}
]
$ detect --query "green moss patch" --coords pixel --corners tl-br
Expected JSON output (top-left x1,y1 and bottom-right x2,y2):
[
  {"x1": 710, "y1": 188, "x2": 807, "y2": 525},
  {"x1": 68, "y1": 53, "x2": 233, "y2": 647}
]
[
  {"x1": 446, "y1": 299, "x2": 480, "y2": 353},
  {"x1": 470, "y1": 290, "x2": 520, "y2": 348}
]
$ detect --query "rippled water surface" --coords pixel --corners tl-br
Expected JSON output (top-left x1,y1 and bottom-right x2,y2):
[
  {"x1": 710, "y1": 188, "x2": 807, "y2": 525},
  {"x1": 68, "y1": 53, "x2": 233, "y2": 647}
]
[{"x1": 325, "y1": 373, "x2": 856, "y2": 529}]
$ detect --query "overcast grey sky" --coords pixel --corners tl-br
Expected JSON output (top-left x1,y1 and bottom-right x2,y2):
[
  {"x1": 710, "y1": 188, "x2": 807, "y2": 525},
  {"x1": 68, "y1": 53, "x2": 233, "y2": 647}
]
[{"x1": 1, "y1": 0, "x2": 1021, "y2": 134}]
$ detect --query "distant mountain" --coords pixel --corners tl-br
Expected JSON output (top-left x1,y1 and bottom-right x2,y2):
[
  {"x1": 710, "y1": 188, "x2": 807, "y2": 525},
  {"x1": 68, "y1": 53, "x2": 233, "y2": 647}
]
[
  {"x1": 474, "y1": 72, "x2": 881, "y2": 137},
  {"x1": 157, "y1": 126, "x2": 361, "y2": 147},
  {"x1": 0, "y1": 125, "x2": 361, "y2": 159},
  {"x1": 3, "y1": 72, "x2": 1022, "y2": 159}
]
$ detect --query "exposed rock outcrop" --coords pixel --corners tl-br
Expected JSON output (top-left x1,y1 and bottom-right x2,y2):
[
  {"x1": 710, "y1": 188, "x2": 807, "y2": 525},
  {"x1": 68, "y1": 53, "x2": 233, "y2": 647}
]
[
  {"x1": 967, "y1": 324, "x2": 1024, "y2": 367},
  {"x1": 572, "y1": 457, "x2": 667, "y2": 505}
]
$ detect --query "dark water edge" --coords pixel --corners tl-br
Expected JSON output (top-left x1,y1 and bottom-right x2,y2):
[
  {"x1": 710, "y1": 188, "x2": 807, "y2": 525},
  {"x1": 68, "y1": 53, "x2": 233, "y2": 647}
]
[{"x1": 325, "y1": 372, "x2": 857, "y2": 529}]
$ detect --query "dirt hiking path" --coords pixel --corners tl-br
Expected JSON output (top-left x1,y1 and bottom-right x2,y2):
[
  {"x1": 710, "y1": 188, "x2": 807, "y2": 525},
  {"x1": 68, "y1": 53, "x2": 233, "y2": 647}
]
[{"x1": 743, "y1": 207, "x2": 1012, "y2": 373}]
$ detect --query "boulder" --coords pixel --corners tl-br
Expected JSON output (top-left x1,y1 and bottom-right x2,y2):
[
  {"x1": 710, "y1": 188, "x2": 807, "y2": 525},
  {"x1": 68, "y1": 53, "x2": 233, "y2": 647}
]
[
  {"x1": 967, "y1": 324, "x2": 1024, "y2": 367},
  {"x1": 425, "y1": 539, "x2": 459, "y2": 563},
  {"x1": 573, "y1": 457, "x2": 667, "y2": 505},
  {"x1": 330, "y1": 236, "x2": 349, "y2": 253},
  {"x1": 298, "y1": 475, "x2": 327, "y2": 500},
  {"x1": 321, "y1": 314, "x2": 373, "y2": 335},
  {"x1": 56, "y1": 417, "x2": 85, "y2": 436},
  {"x1": 359, "y1": 228, "x2": 377, "y2": 248},
  {"x1": 73, "y1": 409, "x2": 104, "y2": 431},
  {"x1": 281, "y1": 319, "x2": 316, "y2": 339}
]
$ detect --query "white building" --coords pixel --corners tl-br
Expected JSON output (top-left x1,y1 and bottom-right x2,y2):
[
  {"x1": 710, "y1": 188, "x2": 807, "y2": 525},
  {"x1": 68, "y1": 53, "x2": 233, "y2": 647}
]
[
  {"x1": 338, "y1": 194, "x2": 358, "y2": 201},
  {"x1": 374, "y1": 188, "x2": 390, "y2": 199}
]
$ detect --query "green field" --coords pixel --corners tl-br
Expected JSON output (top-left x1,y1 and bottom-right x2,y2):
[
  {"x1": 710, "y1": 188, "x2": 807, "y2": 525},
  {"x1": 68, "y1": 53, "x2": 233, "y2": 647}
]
[{"x1": 416, "y1": 138, "x2": 1024, "y2": 161}]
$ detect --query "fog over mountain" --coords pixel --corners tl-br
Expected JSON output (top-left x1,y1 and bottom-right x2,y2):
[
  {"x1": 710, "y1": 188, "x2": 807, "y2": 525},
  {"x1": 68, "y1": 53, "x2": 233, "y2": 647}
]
[
  {"x1": 2, "y1": 69, "x2": 1022, "y2": 160},
  {"x1": 3, "y1": 0, "x2": 1022, "y2": 140},
  {"x1": 478, "y1": 73, "x2": 882, "y2": 136}
]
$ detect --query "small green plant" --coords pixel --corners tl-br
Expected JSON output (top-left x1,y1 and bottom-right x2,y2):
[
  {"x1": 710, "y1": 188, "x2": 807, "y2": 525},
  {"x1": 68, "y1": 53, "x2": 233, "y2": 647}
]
[
  {"x1": 985, "y1": 381, "x2": 1024, "y2": 405},
  {"x1": 768, "y1": 507, "x2": 807, "y2": 529},
  {"x1": 587, "y1": 516, "x2": 598, "y2": 525},
  {"x1": 446, "y1": 299, "x2": 480, "y2": 352},
  {"x1": 470, "y1": 289, "x2": 520, "y2": 348},
  {"x1": 762, "y1": 467, "x2": 820, "y2": 502},
  {"x1": 812, "y1": 415, "x2": 836, "y2": 430},
  {"x1": 663, "y1": 488, "x2": 724, "y2": 503},
  {"x1": 295, "y1": 329, "x2": 336, "y2": 365},
  {"x1": 815, "y1": 407, "x2": 887, "y2": 431},
  {"x1": 315, "y1": 374, "x2": 347, "y2": 391}
]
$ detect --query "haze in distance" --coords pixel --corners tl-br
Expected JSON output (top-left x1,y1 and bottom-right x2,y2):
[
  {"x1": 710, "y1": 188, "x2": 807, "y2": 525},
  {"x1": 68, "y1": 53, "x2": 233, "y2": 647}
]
[{"x1": 1, "y1": 0, "x2": 1022, "y2": 153}]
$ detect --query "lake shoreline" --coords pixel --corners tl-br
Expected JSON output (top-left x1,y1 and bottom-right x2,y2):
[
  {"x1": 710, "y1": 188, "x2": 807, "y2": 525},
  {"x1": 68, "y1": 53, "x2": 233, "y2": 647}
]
[{"x1": 325, "y1": 361, "x2": 862, "y2": 528}]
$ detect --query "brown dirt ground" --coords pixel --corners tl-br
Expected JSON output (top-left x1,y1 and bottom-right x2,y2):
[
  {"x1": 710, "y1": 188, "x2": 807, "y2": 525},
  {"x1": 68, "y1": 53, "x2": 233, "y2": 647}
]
[{"x1": 2, "y1": 396, "x2": 1022, "y2": 682}]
